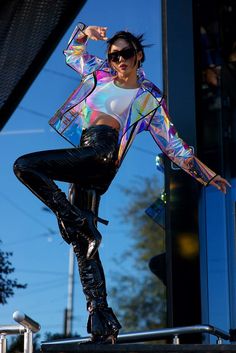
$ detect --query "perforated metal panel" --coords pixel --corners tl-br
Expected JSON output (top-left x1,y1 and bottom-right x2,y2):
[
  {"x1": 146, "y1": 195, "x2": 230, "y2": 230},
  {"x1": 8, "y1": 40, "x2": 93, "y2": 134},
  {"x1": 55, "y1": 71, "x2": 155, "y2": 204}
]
[{"x1": 0, "y1": 0, "x2": 86, "y2": 129}]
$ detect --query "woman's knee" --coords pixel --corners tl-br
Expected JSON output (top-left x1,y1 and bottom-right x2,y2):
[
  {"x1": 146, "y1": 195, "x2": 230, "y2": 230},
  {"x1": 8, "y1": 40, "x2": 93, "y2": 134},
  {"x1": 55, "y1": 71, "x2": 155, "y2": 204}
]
[{"x1": 13, "y1": 155, "x2": 32, "y2": 178}]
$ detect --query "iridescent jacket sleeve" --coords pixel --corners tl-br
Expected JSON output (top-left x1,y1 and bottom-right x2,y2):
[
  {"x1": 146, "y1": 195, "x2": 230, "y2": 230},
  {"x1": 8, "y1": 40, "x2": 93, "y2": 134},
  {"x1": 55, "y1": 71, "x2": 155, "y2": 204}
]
[
  {"x1": 63, "y1": 23, "x2": 104, "y2": 76},
  {"x1": 148, "y1": 98, "x2": 217, "y2": 186}
]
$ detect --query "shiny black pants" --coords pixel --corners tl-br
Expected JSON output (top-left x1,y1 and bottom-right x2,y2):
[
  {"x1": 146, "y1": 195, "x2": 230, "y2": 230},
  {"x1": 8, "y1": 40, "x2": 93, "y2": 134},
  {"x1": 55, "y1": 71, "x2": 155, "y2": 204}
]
[
  {"x1": 13, "y1": 125, "x2": 119, "y2": 208},
  {"x1": 13, "y1": 125, "x2": 121, "y2": 337}
]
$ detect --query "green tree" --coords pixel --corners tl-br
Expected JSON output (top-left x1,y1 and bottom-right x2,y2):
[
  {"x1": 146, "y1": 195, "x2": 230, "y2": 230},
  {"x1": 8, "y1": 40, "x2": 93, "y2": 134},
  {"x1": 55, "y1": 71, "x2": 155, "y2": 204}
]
[
  {"x1": 8, "y1": 333, "x2": 40, "y2": 353},
  {"x1": 44, "y1": 332, "x2": 81, "y2": 341},
  {"x1": 110, "y1": 176, "x2": 166, "y2": 331},
  {"x1": 0, "y1": 240, "x2": 27, "y2": 304}
]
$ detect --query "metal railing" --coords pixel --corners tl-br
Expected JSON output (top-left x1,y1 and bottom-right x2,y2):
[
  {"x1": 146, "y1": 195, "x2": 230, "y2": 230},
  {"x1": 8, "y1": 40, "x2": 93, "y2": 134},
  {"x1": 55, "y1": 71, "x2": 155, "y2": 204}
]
[
  {"x1": 41, "y1": 324, "x2": 231, "y2": 350},
  {"x1": 0, "y1": 311, "x2": 40, "y2": 353}
]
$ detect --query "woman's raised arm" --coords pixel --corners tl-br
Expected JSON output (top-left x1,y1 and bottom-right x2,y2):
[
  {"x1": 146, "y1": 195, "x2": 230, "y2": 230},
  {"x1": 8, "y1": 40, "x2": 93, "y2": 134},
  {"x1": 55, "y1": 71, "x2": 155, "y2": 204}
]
[
  {"x1": 84, "y1": 26, "x2": 108, "y2": 41},
  {"x1": 63, "y1": 23, "x2": 107, "y2": 76}
]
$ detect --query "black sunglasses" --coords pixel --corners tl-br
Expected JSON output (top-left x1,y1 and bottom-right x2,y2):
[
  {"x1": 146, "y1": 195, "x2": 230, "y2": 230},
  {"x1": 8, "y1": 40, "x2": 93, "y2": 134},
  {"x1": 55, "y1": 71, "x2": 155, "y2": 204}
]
[{"x1": 108, "y1": 47, "x2": 136, "y2": 63}]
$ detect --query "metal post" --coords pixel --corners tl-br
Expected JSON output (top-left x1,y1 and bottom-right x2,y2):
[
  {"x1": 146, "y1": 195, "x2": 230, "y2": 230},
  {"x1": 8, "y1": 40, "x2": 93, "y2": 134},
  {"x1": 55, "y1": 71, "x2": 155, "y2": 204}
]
[
  {"x1": 173, "y1": 335, "x2": 180, "y2": 344},
  {"x1": 217, "y1": 337, "x2": 223, "y2": 344},
  {"x1": 0, "y1": 334, "x2": 6, "y2": 353},
  {"x1": 13, "y1": 311, "x2": 40, "y2": 353},
  {"x1": 24, "y1": 329, "x2": 33, "y2": 353},
  {"x1": 66, "y1": 246, "x2": 75, "y2": 336}
]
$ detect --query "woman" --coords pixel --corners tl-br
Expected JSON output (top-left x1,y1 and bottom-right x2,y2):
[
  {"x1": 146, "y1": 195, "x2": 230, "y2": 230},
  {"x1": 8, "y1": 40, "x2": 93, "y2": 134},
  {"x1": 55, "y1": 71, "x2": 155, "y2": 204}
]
[{"x1": 14, "y1": 23, "x2": 230, "y2": 344}]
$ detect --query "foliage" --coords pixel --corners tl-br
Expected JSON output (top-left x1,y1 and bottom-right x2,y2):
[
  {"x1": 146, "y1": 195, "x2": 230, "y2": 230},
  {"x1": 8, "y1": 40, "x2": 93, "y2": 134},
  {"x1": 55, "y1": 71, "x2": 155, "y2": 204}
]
[
  {"x1": 44, "y1": 332, "x2": 81, "y2": 341},
  {"x1": 8, "y1": 332, "x2": 81, "y2": 353},
  {"x1": 0, "y1": 240, "x2": 27, "y2": 304},
  {"x1": 110, "y1": 176, "x2": 167, "y2": 331},
  {"x1": 8, "y1": 333, "x2": 40, "y2": 353}
]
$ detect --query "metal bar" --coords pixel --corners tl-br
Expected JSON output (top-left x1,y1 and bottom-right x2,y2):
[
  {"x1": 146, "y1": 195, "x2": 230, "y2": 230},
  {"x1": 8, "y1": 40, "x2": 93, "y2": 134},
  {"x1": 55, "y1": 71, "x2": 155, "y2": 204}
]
[
  {"x1": 0, "y1": 325, "x2": 26, "y2": 335},
  {"x1": 116, "y1": 325, "x2": 230, "y2": 342},
  {"x1": 0, "y1": 335, "x2": 7, "y2": 353},
  {"x1": 24, "y1": 329, "x2": 33, "y2": 353},
  {"x1": 13, "y1": 311, "x2": 40, "y2": 333},
  {"x1": 41, "y1": 324, "x2": 230, "y2": 348}
]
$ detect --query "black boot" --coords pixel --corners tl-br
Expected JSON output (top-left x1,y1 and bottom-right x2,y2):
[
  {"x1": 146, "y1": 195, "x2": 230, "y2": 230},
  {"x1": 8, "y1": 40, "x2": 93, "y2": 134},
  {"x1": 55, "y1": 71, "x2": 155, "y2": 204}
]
[
  {"x1": 54, "y1": 190, "x2": 108, "y2": 258},
  {"x1": 57, "y1": 210, "x2": 106, "y2": 258},
  {"x1": 87, "y1": 300, "x2": 121, "y2": 344},
  {"x1": 71, "y1": 184, "x2": 121, "y2": 344},
  {"x1": 13, "y1": 153, "x2": 107, "y2": 258},
  {"x1": 64, "y1": 186, "x2": 109, "y2": 259},
  {"x1": 73, "y1": 241, "x2": 121, "y2": 344},
  {"x1": 71, "y1": 207, "x2": 108, "y2": 259}
]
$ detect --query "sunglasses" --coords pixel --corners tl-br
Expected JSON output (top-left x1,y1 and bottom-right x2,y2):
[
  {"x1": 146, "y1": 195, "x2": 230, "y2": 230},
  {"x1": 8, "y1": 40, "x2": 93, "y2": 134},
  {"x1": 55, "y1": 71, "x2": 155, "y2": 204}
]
[{"x1": 108, "y1": 47, "x2": 136, "y2": 63}]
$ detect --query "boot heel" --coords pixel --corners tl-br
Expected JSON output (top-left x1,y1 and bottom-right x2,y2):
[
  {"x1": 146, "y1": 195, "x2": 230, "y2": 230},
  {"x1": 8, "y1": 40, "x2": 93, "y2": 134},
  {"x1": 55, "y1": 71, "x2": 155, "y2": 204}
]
[
  {"x1": 110, "y1": 330, "x2": 119, "y2": 344},
  {"x1": 80, "y1": 210, "x2": 103, "y2": 259},
  {"x1": 96, "y1": 216, "x2": 109, "y2": 225}
]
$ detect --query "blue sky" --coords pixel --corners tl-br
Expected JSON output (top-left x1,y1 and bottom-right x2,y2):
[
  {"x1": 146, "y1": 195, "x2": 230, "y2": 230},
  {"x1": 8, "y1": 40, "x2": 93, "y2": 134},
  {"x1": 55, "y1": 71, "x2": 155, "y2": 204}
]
[{"x1": 0, "y1": 0, "x2": 164, "y2": 339}]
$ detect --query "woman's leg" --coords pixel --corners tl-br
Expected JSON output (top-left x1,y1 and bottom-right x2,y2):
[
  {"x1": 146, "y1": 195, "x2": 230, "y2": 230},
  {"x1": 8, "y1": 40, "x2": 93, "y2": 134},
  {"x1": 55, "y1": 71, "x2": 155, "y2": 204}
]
[
  {"x1": 68, "y1": 184, "x2": 121, "y2": 343},
  {"x1": 13, "y1": 147, "x2": 115, "y2": 209},
  {"x1": 13, "y1": 146, "x2": 116, "y2": 256}
]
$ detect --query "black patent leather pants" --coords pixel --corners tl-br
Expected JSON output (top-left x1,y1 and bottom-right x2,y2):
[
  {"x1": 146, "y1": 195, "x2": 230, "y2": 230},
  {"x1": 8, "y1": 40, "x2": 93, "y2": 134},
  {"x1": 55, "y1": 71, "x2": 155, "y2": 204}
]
[
  {"x1": 13, "y1": 125, "x2": 119, "y2": 208},
  {"x1": 13, "y1": 125, "x2": 121, "y2": 335}
]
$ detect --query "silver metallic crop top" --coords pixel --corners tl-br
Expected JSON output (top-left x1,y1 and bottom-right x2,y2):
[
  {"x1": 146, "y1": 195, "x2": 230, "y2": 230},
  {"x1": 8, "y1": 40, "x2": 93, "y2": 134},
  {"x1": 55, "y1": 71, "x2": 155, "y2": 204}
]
[{"x1": 85, "y1": 80, "x2": 139, "y2": 130}]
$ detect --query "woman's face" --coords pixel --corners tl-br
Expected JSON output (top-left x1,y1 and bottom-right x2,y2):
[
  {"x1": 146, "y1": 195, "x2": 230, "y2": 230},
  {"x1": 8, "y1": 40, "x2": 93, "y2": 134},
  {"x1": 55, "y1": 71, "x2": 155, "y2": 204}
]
[{"x1": 108, "y1": 38, "x2": 143, "y2": 77}]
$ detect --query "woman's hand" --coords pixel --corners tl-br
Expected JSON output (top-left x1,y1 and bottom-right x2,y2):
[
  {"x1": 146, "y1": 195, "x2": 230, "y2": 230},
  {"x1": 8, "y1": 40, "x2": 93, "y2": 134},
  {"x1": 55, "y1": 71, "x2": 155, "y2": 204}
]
[
  {"x1": 209, "y1": 175, "x2": 231, "y2": 194},
  {"x1": 84, "y1": 26, "x2": 108, "y2": 41}
]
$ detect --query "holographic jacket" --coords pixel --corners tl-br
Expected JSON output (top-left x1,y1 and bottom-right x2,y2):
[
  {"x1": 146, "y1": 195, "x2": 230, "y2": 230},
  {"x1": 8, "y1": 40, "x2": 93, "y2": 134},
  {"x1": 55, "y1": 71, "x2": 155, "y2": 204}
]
[{"x1": 49, "y1": 23, "x2": 217, "y2": 186}]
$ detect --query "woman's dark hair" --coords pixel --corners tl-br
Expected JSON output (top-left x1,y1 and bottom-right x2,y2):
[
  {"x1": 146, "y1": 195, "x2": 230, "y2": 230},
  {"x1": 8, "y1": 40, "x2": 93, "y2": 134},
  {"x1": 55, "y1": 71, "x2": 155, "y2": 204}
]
[{"x1": 107, "y1": 31, "x2": 146, "y2": 64}]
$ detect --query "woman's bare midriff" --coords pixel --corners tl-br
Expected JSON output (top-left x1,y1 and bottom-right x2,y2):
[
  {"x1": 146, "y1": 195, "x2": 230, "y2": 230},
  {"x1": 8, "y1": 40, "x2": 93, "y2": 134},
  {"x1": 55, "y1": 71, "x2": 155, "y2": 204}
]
[{"x1": 92, "y1": 113, "x2": 120, "y2": 131}]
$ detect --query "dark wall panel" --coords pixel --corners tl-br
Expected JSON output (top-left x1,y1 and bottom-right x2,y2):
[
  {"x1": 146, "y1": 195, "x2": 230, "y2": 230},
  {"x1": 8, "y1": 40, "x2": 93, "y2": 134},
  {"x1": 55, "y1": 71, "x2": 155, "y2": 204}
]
[
  {"x1": 163, "y1": 0, "x2": 202, "y2": 342},
  {"x1": 0, "y1": 0, "x2": 86, "y2": 130}
]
